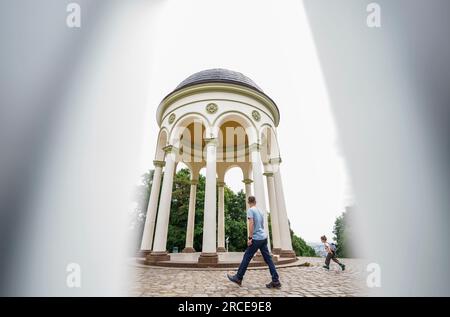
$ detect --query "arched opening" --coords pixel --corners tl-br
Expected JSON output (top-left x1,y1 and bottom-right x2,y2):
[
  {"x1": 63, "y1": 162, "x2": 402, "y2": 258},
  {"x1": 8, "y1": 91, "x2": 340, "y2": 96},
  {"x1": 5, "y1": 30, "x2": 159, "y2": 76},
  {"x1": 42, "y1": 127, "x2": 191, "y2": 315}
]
[
  {"x1": 214, "y1": 112, "x2": 257, "y2": 146},
  {"x1": 260, "y1": 125, "x2": 280, "y2": 165},
  {"x1": 165, "y1": 117, "x2": 208, "y2": 253},
  {"x1": 179, "y1": 121, "x2": 206, "y2": 164},
  {"x1": 169, "y1": 114, "x2": 209, "y2": 149},
  {"x1": 224, "y1": 166, "x2": 245, "y2": 193},
  {"x1": 154, "y1": 129, "x2": 168, "y2": 161},
  {"x1": 164, "y1": 161, "x2": 191, "y2": 253},
  {"x1": 218, "y1": 120, "x2": 249, "y2": 163}
]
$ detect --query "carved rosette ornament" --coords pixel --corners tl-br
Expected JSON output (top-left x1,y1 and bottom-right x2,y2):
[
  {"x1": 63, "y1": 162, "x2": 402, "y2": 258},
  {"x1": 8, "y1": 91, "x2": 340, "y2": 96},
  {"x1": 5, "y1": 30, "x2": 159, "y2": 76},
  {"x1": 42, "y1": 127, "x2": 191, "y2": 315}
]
[
  {"x1": 168, "y1": 113, "x2": 176, "y2": 124},
  {"x1": 252, "y1": 110, "x2": 261, "y2": 122},
  {"x1": 206, "y1": 103, "x2": 218, "y2": 114}
]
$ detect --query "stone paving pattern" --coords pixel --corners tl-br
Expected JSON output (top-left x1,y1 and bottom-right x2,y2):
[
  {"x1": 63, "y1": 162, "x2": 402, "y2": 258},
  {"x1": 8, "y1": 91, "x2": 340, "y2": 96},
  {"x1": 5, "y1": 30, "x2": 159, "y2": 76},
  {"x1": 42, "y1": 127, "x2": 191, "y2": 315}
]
[{"x1": 129, "y1": 257, "x2": 368, "y2": 297}]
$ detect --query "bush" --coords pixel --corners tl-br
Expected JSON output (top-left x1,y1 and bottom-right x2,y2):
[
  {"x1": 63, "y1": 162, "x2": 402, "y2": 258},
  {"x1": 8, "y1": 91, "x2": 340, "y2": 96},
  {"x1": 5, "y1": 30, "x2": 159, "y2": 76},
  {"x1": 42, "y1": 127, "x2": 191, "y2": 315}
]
[{"x1": 291, "y1": 230, "x2": 316, "y2": 257}]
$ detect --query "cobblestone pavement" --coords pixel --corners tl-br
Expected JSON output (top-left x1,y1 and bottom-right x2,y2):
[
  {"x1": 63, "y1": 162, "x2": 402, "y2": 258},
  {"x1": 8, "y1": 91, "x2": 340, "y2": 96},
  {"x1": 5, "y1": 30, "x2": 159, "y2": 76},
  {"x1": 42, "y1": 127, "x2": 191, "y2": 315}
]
[{"x1": 129, "y1": 257, "x2": 369, "y2": 297}]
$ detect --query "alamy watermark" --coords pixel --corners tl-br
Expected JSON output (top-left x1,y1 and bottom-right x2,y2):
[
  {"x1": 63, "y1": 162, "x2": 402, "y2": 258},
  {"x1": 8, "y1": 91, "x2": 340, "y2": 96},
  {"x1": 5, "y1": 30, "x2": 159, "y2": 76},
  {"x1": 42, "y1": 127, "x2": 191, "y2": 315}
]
[
  {"x1": 66, "y1": 263, "x2": 81, "y2": 288},
  {"x1": 366, "y1": 262, "x2": 381, "y2": 288},
  {"x1": 367, "y1": 3, "x2": 381, "y2": 28},
  {"x1": 66, "y1": 3, "x2": 81, "y2": 28}
]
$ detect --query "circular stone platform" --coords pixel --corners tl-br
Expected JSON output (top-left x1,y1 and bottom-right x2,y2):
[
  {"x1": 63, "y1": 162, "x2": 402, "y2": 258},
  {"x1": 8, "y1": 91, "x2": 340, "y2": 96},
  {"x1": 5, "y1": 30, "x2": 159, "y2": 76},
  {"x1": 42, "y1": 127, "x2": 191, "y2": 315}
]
[{"x1": 135, "y1": 252, "x2": 299, "y2": 269}]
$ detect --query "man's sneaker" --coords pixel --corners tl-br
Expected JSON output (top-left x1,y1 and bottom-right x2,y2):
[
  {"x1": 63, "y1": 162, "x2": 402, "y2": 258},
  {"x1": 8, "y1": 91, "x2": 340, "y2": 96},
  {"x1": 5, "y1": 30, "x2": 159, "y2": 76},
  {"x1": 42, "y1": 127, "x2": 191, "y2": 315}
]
[
  {"x1": 227, "y1": 274, "x2": 242, "y2": 286},
  {"x1": 323, "y1": 265, "x2": 330, "y2": 270},
  {"x1": 266, "y1": 281, "x2": 282, "y2": 289},
  {"x1": 340, "y1": 264, "x2": 346, "y2": 271}
]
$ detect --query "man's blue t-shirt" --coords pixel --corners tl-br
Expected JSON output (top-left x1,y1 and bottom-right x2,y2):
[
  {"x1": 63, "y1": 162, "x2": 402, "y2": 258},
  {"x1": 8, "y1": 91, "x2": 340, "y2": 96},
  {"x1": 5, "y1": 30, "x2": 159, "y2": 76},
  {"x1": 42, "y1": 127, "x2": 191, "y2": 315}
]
[{"x1": 247, "y1": 207, "x2": 267, "y2": 240}]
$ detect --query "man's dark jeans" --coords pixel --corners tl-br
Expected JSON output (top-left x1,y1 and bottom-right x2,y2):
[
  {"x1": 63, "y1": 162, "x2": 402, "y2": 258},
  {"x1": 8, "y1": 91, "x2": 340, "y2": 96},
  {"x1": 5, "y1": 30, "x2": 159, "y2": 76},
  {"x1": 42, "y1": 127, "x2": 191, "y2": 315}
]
[{"x1": 236, "y1": 238, "x2": 279, "y2": 282}]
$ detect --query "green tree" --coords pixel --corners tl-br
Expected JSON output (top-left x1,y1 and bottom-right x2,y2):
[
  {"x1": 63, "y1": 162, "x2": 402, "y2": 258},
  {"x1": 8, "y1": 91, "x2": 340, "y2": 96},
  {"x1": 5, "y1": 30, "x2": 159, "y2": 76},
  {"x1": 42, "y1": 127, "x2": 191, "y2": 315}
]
[
  {"x1": 129, "y1": 170, "x2": 154, "y2": 253},
  {"x1": 192, "y1": 172, "x2": 206, "y2": 252},
  {"x1": 224, "y1": 188, "x2": 247, "y2": 251},
  {"x1": 166, "y1": 168, "x2": 191, "y2": 252},
  {"x1": 267, "y1": 215, "x2": 316, "y2": 256},
  {"x1": 333, "y1": 207, "x2": 356, "y2": 258},
  {"x1": 290, "y1": 228, "x2": 317, "y2": 256}
]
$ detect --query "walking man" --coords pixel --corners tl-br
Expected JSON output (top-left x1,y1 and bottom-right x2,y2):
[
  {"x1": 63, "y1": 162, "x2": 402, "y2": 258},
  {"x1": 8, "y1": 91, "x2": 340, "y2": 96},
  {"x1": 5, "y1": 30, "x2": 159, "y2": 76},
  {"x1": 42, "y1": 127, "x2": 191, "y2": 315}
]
[{"x1": 227, "y1": 196, "x2": 281, "y2": 288}]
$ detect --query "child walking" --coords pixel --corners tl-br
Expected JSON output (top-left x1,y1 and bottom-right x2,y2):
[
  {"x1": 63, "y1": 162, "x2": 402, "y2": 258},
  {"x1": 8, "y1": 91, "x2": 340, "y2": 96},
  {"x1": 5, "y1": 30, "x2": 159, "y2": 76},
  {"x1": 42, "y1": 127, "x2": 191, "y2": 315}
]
[{"x1": 321, "y1": 235, "x2": 345, "y2": 271}]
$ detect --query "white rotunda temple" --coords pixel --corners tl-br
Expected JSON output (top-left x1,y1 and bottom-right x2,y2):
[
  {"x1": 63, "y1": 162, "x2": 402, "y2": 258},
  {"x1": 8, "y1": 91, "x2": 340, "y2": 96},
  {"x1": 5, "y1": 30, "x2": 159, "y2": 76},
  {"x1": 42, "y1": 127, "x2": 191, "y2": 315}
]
[{"x1": 140, "y1": 69, "x2": 296, "y2": 266}]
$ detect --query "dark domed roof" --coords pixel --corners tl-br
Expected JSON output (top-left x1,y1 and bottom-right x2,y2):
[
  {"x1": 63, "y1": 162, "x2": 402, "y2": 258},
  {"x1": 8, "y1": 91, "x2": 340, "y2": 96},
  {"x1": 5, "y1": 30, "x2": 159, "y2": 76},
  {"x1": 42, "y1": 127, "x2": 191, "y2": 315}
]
[
  {"x1": 160, "y1": 68, "x2": 280, "y2": 126},
  {"x1": 173, "y1": 68, "x2": 264, "y2": 94}
]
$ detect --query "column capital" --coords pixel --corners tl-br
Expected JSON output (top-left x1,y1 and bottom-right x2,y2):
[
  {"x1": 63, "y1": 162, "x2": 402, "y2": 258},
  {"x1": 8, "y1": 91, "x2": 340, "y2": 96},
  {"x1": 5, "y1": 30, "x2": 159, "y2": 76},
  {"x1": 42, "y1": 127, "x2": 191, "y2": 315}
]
[
  {"x1": 269, "y1": 157, "x2": 282, "y2": 165},
  {"x1": 153, "y1": 160, "x2": 166, "y2": 168},
  {"x1": 204, "y1": 137, "x2": 219, "y2": 146},
  {"x1": 242, "y1": 178, "x2": 253, "y2": 184},
  {"x1": 248, "y1": 143, "x2": 261, "y2": 152},
  {"x1": 162, "y1": 144, "x2": 178, "y2": 153},
  {"x1": 190, "y1": 179, "x2": 199, "y2": 186},
  {"x1": 263, "y1": 172, "x2": 274, "y2": 177},
  {"x1": 217, "y1": 181, "x2": 226, "y2": 187}
]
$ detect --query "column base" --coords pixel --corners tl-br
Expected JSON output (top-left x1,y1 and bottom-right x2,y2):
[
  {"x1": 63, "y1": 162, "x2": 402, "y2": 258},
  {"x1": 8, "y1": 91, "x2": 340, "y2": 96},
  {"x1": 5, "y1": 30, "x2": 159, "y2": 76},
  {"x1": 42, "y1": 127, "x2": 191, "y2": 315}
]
[
  {"x1": 280, "y1": 250, "x2": 297, "y2": 258},
  {"x1": 253, "y1": 252, "x2": 279, "y2": 263},
  {"x1": 182, "y1": 247, "x2": 196, "y2": 253},
  {"x1": 146, "y1": 251, "x2": 170, "y2": 263},
  {"x1": 217, "y1": 247, "x2": 227, "y2": 252},
  {"x1": 136, "y1": 249, "x2": 152, "y2": 257},
  {"x1": 271, "y1": 248, "x2": 282, "y2": 255},
  {"x1": 198, "y1": 252, "x2": 219, "y2": 265},
  {"x1": 253, "y1": 251, "x2": 262, "y2": 261}
]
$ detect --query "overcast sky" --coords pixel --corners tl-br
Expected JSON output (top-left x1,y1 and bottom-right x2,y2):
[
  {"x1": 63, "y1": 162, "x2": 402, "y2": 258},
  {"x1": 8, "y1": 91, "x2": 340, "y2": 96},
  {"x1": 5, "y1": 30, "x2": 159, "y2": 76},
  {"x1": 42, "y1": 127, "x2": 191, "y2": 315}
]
[{"x1": 138, "y1": 0, "x2": 354, "y2": 243}]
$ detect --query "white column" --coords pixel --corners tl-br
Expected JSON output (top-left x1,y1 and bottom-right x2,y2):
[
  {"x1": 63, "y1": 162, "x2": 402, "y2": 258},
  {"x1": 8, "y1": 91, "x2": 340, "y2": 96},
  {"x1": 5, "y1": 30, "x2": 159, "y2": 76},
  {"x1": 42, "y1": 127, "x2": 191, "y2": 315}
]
[
  {"x1": 264, "y1": 171, "x2": 282, "y2": 253},
  {"x1": 183, "y1": 178, "x2": 198, "y2": 253},
  {"x1": 140, "y1": 160, "x2": 165, "y2": 252},
  {"x1": 243, "y1": 179, "x2": 253, "y2": 210},
  {"x1": 250, "y1": 144, "x2": 271, "y2": 251},
  {"x1": 272, "y1": 159, "x2": 296, "y2": 258},
  {"x1": 217, "y1": 181, "x2": 226, "y2": 252},
  {"x1": 148, "y1": 146, "x2": 176, "y2": 261},
  {"x1": 242, "y1": 178, "x2": 253, "y2": 236},
  {"x1": 199, "y1": 138, "x2": 218, "y2": 263}
]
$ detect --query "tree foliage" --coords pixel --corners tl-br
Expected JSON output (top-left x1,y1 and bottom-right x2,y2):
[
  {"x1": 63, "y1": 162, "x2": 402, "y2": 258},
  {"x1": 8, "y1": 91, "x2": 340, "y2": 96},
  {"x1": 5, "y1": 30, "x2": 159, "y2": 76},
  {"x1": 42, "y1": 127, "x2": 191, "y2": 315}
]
[
  {"x1": 333, "y1": 207, "x2": 356, "y2": 258},
  {"x1": 224, "y1": 187, "x2": 247, "y2": 251},
  {"x1": 166, "y1": 168, "x2": 192, "y2": 252},
  {"x1": 290, "y1": 228, "x2": 316, "y2": 257},
  {"x1": 128, "y1": 170, "x2": 154, "y2": 253}
]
